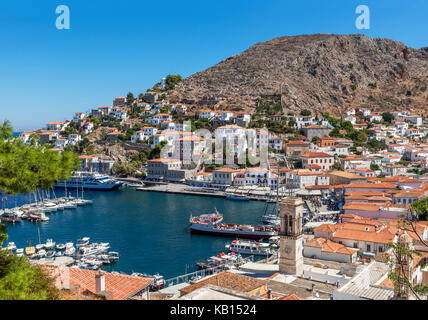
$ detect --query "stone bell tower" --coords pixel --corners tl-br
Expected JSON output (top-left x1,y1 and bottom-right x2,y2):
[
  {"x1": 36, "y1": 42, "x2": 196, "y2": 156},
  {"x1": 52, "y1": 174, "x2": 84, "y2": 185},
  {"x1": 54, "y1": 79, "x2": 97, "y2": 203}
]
[{"x1": 279, "y1": 197, "x2": 304, "y2": 276}]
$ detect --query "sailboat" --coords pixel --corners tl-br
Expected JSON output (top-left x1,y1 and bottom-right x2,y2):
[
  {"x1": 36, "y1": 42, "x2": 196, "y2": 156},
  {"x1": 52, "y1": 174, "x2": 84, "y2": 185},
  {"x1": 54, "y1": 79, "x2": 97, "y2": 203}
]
[{"x1": 261, "y1": 168, "x2": 281, "y2": 226}]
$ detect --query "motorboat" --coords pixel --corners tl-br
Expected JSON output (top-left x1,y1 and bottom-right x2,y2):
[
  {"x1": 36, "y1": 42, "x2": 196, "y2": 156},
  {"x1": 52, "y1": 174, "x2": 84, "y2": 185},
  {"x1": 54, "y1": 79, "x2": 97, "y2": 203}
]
[
  {"x1": 63, "y1": 201, "x2": 77, "y2": 209},
  {"x1": 25, "y1": 246, "x2": 36, "y2": 256},
  {"x1": 65, "y1": 242, "x2": 74, "y2": 248},
  {"x1": 81, "y1": 257, "x2": 103, "y2": 267},
  {"x1": 54, "y1": 172, "x2": 123, "y2": 191},
  {"x1": 65, "y1": 247, "x2": 76, "y2": 256},
  {"x1": 36, "y1": 244, "x2": 45, "y2": 251},
  {"x1": 77, "y1": 237, "x2": 90, "y2": 247},
  {"x1": 38, "y1": 249, "x2": 47, "y2": 258},
  {"x1": 45, "y1": 251, "x2": 55, "y2": 258},
  {"x1": 56, "y1": 243, "x2": 66, "y2": 250},
  {"x1": 225, "y1": 193, "x2": 249, "y2": 201},
  {"x1": 55, "y1": 251, "x2": 63, "y2": 257},
  {"x1": 108, "y1": 251, "x2": 120, "y2": 261},
  {"x1": 97, "y1": 254, "x2": 111, "y2": 264},
  {"x1": 45, "y1": 239, "x2": 56, "y2": 250},
  {"x1": 16, "y1": 248, "x2": 24, "y2": 257},
  {"x1": 6, "y1": 242, "x2": 17, "y2": 251},
  {"x1": 225, "y1": 239, "x2": 273, "y2": 256},
  {"x1": 79, "y1": 246, "x2": 101, "y2": 257}
]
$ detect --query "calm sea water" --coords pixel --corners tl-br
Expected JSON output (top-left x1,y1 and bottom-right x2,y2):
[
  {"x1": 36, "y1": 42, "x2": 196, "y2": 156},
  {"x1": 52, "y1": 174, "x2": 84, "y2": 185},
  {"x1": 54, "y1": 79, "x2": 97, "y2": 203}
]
[{"x1": 2, "y1": 188, "x2": 271, "y2": 279}]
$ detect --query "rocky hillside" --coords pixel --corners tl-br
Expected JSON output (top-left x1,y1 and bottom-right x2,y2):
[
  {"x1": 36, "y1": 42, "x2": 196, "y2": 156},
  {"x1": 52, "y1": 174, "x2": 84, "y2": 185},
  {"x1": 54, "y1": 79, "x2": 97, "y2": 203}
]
[{"x1": 171, "y1": 34, "x2": 428, "y2": 115}]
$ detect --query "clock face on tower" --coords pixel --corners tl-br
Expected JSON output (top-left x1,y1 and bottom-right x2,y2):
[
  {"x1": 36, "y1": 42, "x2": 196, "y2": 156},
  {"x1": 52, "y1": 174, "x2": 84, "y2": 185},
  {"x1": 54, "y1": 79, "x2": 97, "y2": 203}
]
[{"x1": 284, "y1": 247, "x2": 291, "y2": 254}]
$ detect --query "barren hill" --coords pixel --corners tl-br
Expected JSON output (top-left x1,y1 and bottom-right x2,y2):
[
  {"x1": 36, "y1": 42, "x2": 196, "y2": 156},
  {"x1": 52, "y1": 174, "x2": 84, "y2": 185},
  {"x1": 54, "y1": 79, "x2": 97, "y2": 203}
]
[{"x1": 171, "y1": 34, "x2": 428, "y2": 115}]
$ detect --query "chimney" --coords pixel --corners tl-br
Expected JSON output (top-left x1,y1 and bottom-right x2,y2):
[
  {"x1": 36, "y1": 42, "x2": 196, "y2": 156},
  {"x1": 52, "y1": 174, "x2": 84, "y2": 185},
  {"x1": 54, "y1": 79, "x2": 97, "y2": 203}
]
[
  {"x1": 267, "y1": 289, "x2": 272, "y2": 300},
  {"x1": 95, "y1": 271, "x2": 105, "y2": 293}
]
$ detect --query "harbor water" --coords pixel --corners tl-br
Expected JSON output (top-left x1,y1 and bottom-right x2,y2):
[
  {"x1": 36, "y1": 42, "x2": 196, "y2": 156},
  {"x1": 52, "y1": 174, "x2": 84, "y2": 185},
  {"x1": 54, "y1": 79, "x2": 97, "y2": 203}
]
[{"x1": 2, "y1": 188, "x2": 269, "y2": 279}]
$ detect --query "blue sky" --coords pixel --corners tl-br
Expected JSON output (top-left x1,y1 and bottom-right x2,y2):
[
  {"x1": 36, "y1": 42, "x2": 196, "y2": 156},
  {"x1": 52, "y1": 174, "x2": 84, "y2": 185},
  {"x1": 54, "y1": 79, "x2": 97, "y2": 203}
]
[{"x1": 0, "y1": 0, "x2": 427, "y2": 131}]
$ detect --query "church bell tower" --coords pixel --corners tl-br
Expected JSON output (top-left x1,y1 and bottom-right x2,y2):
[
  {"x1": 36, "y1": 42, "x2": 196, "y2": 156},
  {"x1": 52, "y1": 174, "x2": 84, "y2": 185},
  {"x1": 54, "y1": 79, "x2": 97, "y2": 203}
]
[{"x1": 279, "y1": 197, "x2": 304, "y2": 276}]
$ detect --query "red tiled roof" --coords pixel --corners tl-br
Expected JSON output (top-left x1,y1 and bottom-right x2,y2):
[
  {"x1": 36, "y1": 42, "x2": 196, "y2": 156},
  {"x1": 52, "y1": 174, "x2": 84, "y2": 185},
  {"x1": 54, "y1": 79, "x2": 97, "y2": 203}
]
[{"x1": 42, "y1": 265, "x2": 153, "y2": 300}]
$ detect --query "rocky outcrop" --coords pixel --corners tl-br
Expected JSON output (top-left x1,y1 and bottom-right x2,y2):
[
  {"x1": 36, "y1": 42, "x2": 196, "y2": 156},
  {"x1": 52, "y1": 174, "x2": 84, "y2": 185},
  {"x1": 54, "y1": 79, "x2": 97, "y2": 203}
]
[{"x1": 171, "y1": 34, "x2": 428, "y2": 115}]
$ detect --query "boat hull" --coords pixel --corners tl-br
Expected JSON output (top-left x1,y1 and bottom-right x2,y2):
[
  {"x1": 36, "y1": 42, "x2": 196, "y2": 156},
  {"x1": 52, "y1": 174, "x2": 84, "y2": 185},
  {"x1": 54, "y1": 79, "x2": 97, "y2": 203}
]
[{"x1": 54, "y1": 184, "x2": 122, "y2": 191}]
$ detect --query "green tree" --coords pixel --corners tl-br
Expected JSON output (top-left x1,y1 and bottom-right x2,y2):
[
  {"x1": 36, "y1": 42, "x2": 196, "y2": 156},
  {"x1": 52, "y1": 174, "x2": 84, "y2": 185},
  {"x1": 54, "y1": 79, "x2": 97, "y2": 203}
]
[
  {"x1": 411, "y1": 198, "x2": 428, "y2": 221},
  {"x1": 164, "y1": 75, "x2": 182, "y2": 91},
  {"x1": 300, "y1": 109, "x2": 311, "y2": 116},
  {"x1": 0, "y1": 225, "x2": 60, "y2": 299},
  {"x1": 382, "y1": 112, "x2": 394, "y2": 123},
  {"x1": 126, "y1": 92, "x2": 135, "y2": 105},
  {"x1": 0, "y1": 125, "x2": 80, "y2": 195}
]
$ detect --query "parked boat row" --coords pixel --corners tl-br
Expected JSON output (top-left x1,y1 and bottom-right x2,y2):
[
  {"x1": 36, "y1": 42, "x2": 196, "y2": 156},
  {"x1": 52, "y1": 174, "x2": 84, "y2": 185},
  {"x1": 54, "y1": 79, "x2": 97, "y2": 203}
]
[
  {"x1": 4, "y1": 237, "x2": 120, "y2": 271},
  {"x1": 0, "y1": 195, "x2": 93, "y2": 223},
  {"x1": 195, "y1": 251, "x2": 247, "y2": 270}
]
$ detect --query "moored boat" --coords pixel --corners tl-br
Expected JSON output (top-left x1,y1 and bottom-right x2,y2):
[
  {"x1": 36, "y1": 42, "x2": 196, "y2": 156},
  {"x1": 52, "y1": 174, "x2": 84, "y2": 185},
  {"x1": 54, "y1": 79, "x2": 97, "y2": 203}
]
[
  {"x1": 54, "y1": 172, "x2": 123, "y2": 191},
  {"x1": 225, "y1": 239, "x2": 273, "y2": 256},
  {"x1": 225, "y1": 193, "x2": 249, "y2": 201},
  {"x1": 190, "y1": 211, "x2": 278, "y2": 239}
]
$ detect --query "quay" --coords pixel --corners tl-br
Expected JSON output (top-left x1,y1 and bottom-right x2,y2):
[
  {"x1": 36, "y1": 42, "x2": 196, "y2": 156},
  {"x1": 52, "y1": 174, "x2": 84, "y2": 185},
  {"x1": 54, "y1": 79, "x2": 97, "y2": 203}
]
[{"x1": 136, "y1": 183, "x2": 308, "y2": 202}]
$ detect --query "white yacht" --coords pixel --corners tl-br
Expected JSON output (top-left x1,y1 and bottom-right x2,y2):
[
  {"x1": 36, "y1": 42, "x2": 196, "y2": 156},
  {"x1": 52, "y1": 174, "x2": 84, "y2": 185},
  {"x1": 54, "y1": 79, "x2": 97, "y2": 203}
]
[
  {"x1": 225, "y1": 239, "x2": 273, "y2": 256},
  {"x1": 54, "y1": 172, "x2": 123, "y2": 191}
]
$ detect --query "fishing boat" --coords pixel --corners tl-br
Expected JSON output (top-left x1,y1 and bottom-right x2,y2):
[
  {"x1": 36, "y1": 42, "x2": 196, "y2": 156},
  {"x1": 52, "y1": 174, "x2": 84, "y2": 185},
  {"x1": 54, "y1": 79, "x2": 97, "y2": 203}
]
[
  {"x1": 25, "y1": 246, "x2": 36, "y2": 256},
  {"x1": 45, "y1": 251, "x2": 55, "y2": 258},
  {"x1": 131, "y1": 273, "x2": 165, "y2": 290},
  {"x1": 65, "y1": 247, "x2": 76, "y2": 256},
  {"x1": 77, "y1": 237, "x2": 90, "y2": 247},
  {"x1": 108, "y1": 251, "x2": 120, "y2": 262},
  {"x1": 16, "y1": 248, "x2": 24, "y2": 257},
  {"x1": 225, "y1": 193, "x2": 249, "y2": 201},
  {"x1": 189, "y1": 211, "x2": 278, "y2": 239},
  {"x1": 79, "y1": 246, "x2": 102, "y2": 257},
  {"x1": 56, "y1": 243, "x2": 66, "y2": 250},
  {"x1": 97, "y1": 254, "x2": 111, "y2": 264},
  {"x1": 5, "y1": 242, "x2": 17, "y2": 251},
  {"x1": 45, "y1": 239, "x2": 56, "y2": 250},
  {"x1": 81, "y1": 257, "x2": 103, "y2": 268},
  {"x1": 1, "y1": 212, "x2": 20, "y2": 223},
  {"x1": 65, "y1": 242, "x2": 74, "y2": 248},
  {"x1": 55, "y1": 251, "x2": 63, "y2": 257},
  {"x1": 38, "y1": 249, "x2": 47, "y2": 258},
  {"x1": 225, "y1": 239, "x2": 273, "y2": 256},
  {"x1": 54, "y1": 172, "x2": 123, "y2": 191}
]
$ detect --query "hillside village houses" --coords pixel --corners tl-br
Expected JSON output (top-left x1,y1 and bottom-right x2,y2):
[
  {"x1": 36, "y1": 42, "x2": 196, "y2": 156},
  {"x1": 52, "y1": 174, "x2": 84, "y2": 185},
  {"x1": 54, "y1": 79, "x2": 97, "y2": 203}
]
[{"x1": 13, "y1": 87, "x2": 428, "y2": 299}]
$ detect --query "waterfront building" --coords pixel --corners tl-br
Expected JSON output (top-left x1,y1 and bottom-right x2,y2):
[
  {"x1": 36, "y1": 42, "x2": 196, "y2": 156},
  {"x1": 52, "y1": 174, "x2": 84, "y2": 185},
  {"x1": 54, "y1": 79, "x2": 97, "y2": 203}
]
[{"x1": 212, "y1": 167, "x2": 238, "y2": 188}]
